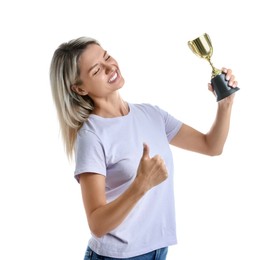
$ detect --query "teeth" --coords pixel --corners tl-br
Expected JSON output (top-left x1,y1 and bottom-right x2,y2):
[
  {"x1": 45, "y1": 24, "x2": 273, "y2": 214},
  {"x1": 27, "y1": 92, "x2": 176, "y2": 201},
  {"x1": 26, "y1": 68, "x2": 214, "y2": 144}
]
[{"x1": 109, "y1": 72, "x2": 118, "y2": 83}]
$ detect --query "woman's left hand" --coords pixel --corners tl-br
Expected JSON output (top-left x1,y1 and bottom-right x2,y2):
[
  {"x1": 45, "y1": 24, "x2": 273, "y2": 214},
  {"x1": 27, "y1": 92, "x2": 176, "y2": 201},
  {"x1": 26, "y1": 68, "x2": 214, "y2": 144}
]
[{"x1": 208, "y1": 67, "x2": 238, "y2": 104}]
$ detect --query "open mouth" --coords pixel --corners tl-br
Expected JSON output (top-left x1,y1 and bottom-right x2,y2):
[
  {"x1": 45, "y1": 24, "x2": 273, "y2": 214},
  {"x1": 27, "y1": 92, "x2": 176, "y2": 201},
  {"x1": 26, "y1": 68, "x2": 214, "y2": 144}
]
[{"x1": 108, "y1": 71, "x2": 118, "y2": 83}]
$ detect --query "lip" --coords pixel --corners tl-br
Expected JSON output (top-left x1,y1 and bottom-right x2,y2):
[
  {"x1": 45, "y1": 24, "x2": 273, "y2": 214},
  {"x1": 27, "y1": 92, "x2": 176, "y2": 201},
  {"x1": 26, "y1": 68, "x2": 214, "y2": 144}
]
[{"x1": 108, "y1": 69, "x2": 120, "y2": 83}]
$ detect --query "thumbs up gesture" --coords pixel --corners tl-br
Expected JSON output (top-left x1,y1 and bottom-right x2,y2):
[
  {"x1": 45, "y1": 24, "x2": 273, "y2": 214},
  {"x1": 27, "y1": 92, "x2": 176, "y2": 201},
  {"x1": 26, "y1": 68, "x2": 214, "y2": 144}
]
[{"x1": 136, "y1": 143, "x2": 168, "y2": 193}]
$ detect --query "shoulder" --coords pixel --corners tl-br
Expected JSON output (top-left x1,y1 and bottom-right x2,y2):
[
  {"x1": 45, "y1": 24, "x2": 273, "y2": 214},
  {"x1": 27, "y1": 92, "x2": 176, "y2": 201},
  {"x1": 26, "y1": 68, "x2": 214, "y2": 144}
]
[
  {"x1": 130, "y1": 102, "x2": 162, "y2": 114},
  {"x1": 78, "y1": 115, "x2": 94, "y2": 132},
  {"x1": 76, "y1": 117, "x2": 100, "y2": 142}
]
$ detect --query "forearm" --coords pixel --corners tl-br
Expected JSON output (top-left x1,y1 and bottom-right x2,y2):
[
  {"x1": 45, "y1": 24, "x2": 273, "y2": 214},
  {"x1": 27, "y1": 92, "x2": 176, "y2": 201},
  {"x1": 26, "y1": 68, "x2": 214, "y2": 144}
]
[
  {"x1": 205, "y1": 101, "x2": 233, "y2": 155},
  {"x1": 88, "y1": 179, "x2": 146, "y2": 238},
  {"x1": 84, "y1": 144, "x2": 167, "y2": 238}
]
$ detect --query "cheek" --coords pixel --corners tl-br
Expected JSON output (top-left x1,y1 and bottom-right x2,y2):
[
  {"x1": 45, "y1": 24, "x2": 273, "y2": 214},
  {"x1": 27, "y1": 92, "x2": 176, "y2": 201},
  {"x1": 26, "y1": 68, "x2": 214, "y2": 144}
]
[
  {"x1": 91, "y1": 74, "x2": 106, "y2": 86},
  {"x1": 92, "y1": 77, "x2": 109, "y2": 93},
  {"x1": 97, "y1": 75, "x2": 109, "y2": 87}
]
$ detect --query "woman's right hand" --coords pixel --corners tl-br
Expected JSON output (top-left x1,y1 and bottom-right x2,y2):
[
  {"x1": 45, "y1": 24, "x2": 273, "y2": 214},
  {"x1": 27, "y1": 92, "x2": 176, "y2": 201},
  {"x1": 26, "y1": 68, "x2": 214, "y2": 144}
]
[
  {"x1": 79, "y1": 143, "x2": 168, "y2": 237},
  {"x1": 136, "y1": 143, "x2": 168, "y2": 193}
]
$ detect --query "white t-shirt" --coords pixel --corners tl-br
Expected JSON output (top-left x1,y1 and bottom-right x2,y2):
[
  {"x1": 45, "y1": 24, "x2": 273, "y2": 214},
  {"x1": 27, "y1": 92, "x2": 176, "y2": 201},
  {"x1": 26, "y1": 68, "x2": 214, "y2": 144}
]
[{"x1": 74, "y1": 103, "x2": 182, "y2": 258}]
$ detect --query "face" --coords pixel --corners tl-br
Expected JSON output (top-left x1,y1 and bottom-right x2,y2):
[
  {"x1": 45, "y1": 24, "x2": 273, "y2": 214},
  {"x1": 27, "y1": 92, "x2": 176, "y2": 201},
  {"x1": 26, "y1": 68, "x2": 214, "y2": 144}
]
[{"x1": 74, "y1": 43, "x2": 125, "y2": 99}]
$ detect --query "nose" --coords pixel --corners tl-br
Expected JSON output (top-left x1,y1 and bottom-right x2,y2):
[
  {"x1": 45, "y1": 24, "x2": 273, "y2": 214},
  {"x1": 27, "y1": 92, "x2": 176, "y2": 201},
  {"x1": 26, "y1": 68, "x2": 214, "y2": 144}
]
[{"x1": 103, "y1": 62, "x2": 113, "y2": 74}]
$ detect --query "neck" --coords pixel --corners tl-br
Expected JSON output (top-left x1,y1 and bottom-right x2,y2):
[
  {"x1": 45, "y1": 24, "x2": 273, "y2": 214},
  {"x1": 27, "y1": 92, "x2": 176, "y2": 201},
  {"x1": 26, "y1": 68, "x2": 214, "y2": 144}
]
[{"x1": 92, "y1": 94, "x2": 129, "y2": 118}]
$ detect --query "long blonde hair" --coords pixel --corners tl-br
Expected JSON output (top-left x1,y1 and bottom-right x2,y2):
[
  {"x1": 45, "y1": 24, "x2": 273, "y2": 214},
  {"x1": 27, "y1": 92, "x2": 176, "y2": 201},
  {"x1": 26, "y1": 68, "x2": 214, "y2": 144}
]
[{"x1": 49, "y1": 37, "x2": 99, "y2": 159}]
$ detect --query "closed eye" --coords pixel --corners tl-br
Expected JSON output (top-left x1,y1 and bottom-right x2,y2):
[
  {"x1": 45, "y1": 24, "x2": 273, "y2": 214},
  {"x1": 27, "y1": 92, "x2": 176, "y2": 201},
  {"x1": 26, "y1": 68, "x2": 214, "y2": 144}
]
[
  {"x1": 92, "y1": 53, "x2": 111, "y2": 75},
  {"x1": 93, "y1": 68, "x2": 100, "y2": 75}
]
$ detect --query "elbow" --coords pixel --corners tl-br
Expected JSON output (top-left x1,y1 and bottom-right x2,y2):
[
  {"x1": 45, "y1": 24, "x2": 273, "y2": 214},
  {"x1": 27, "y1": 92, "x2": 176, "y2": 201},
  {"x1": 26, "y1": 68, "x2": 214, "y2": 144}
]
[
  {"x1": 92, "y1": 231, "x2": 105, "y2": 239},
  {"x1": 87, "y1": 211, "x2": 108, "y2": 238},
  {"x1": 204, "y1": 136, "x2": 225, "y2": 157},
  {"x1": 90, "y1": 225, "x2": 107, "y2": 238},
  {"x1": 208, "y1": 148, "x2": 223, "y2": 157},
  {"x1": 210, "y1": 151, "x2": 222, "y2": 157},
  {"x1": 88, "y1": 218, "x2": 109, "y2": 238},
  {"x1": 205, "y1": 140, "x2": 224, "y2": 156}
]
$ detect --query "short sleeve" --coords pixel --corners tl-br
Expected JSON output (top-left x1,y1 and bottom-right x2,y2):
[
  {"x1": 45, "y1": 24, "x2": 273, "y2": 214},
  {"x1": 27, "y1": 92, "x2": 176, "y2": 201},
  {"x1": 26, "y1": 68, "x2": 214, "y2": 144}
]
[
  {"x1": 74, "y1": 129, "x2": 106, "y2": 182},
  {"x1": 155, "y1": 106, "x2": 182, "y2": 142}
]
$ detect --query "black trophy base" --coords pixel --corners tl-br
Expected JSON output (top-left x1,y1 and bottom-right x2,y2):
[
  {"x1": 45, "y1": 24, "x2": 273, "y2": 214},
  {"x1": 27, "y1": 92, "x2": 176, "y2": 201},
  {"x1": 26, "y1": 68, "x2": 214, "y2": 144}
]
[{"x1": 211, "y1": 73, "x2": 240, "y2": 102}]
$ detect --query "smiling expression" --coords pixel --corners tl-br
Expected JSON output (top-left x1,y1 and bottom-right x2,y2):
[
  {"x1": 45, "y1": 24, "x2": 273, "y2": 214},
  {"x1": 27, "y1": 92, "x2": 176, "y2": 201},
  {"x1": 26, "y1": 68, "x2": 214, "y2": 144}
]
[{"x1": 76, "y1": 43, "x2": 125, "y2": 99}]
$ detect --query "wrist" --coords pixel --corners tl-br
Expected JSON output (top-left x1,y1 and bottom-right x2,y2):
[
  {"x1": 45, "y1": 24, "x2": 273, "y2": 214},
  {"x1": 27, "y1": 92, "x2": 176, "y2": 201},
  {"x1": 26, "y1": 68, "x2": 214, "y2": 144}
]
[
  {"x1": 218, "y1": 98, "x2": 234, "y2": 109},
  {"x1": 132, "y1": 175, "x2": 149, "y2": 197}
]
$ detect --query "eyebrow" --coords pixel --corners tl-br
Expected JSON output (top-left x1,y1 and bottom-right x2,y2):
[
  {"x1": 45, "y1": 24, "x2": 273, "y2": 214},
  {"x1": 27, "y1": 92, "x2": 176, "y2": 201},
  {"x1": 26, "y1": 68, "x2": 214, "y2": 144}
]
[{"x1": 87, "y1": 50, "x2": 107, "y2": 74}]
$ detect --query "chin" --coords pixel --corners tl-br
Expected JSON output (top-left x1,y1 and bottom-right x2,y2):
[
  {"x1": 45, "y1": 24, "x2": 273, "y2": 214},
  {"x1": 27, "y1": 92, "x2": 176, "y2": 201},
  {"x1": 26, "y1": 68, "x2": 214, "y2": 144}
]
[{"x1": 117, "y1": 77, "x2": 125, "y2": 89}]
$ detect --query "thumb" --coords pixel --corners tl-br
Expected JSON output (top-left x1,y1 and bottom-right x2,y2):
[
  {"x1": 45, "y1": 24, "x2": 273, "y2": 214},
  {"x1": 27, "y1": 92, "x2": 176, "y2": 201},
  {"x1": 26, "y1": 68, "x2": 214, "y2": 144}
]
[
  {"x1": 208, "y1": 83, "x2": 216, "y2": 97},
  {"x1": 142, "y1": 143, "x2": 150, "y2": 160}
]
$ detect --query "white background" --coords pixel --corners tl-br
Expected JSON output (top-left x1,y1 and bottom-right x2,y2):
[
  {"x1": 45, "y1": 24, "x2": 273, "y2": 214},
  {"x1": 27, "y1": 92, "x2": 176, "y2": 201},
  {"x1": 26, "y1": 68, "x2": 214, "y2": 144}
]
[{"x1": 0, "y1": 0, "x2": 275, "y2": 259}]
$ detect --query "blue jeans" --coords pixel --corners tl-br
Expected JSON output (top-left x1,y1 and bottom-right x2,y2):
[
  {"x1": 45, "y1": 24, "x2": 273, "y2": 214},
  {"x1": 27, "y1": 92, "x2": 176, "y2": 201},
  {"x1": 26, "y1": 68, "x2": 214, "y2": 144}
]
[{"x1": 84, "y1": 246, "x2": 168, "y2": 260}]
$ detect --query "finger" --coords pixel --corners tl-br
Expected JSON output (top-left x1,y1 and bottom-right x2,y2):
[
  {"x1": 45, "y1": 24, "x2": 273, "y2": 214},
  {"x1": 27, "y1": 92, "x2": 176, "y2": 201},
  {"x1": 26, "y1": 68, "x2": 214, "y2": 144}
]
[
  {"x1": 232, "y1": 80, "x2": 238, "y2": 88},
  {"x1": 151, "y1": 155, "x2": 168, "y2": 176},
  {"x1": 142, "y1": 143, "x2": 150, "y2": 160},
  {"x1": 221, "y1": 67, "x2": 233, "y2": 80},
  {"x1": 225, "y1": 69, "x2": 232, "y2": 81},
  {"x1": 228, "y1": 75, "x2": 235, "y2": 86},
  {"x1": 221, "y1": 67, "x2": 228, "y2": 74},
  {"x1": 208, "y1": 83, "x2": 213, "y2": 92}
]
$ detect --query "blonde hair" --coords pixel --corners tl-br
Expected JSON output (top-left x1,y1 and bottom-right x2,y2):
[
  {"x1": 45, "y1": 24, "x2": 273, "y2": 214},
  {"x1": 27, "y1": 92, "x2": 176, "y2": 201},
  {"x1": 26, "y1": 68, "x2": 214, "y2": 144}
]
[{"x1": 49, "y1": 37, "x2": 100, "y2": 159}]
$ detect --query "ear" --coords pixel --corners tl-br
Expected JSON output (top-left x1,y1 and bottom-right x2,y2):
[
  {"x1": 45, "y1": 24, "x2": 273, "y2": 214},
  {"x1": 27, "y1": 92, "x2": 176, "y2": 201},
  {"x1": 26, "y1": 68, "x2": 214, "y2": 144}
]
[{"x1": 71, "y1": 84, "x2": 88, "y2": 96}]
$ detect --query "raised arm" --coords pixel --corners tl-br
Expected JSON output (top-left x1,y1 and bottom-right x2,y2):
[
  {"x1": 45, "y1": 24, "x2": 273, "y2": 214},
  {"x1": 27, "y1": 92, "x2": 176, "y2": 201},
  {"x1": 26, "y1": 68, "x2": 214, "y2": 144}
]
[{"x1": 170, "y1": 68, "x2": 238, "y2": 156}]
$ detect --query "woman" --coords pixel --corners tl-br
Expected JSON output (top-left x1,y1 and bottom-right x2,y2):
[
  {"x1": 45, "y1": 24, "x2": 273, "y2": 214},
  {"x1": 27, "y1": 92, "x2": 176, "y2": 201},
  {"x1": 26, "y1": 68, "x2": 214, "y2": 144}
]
[{"x1": 49, "y1": 37, "x2": 238, "y2": 260}]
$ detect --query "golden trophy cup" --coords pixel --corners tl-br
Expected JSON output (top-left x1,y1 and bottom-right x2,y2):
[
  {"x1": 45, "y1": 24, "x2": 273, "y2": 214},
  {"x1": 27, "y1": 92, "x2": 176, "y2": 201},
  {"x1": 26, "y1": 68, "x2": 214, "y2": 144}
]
[{"x1": 188, "y1": 33, "x2": 239, "y2": 101}]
